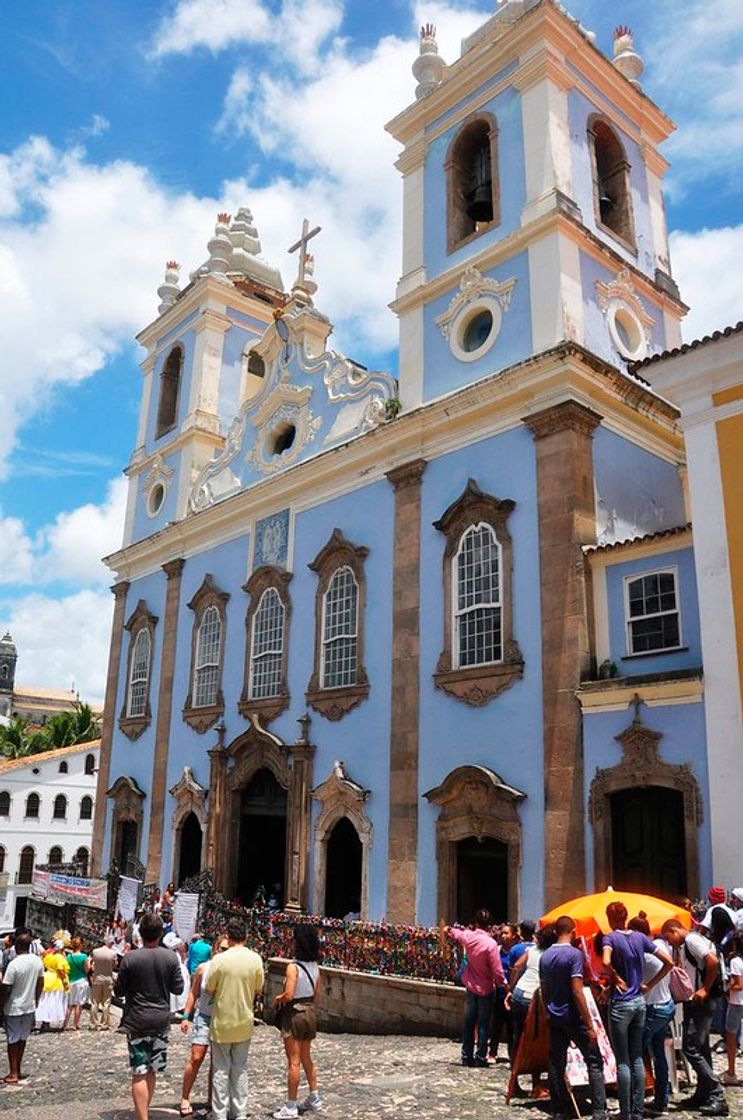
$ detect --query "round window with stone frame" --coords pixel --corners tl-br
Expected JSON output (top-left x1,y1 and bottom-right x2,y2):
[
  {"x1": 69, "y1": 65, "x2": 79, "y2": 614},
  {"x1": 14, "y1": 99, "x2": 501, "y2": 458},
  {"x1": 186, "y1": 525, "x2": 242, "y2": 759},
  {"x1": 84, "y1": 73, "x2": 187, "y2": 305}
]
[
  {"x1": 449, "y1": 297, "x2": 503, "y2": 363},
  {"x1": 607, "y1": 302, "x2": 648, "y2": 362},
  {"x1": 147, "y1": 481, "x2": 166, "y2": 517}
]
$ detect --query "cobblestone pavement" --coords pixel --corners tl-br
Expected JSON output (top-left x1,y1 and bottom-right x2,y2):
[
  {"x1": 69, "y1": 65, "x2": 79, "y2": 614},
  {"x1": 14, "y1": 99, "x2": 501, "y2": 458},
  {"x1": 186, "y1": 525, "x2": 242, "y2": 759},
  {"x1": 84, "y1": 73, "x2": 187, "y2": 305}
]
[{"x1": 1, "y1": 1010, "x2": 742, "y2": 1120}]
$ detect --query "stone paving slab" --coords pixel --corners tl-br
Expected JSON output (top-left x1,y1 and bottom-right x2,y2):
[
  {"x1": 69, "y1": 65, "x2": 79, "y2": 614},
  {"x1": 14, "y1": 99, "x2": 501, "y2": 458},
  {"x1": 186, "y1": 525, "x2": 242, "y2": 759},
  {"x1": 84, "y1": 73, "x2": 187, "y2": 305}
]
[{"x1": 1, "y1": 1011, "x2": 742, "y2": 1120}]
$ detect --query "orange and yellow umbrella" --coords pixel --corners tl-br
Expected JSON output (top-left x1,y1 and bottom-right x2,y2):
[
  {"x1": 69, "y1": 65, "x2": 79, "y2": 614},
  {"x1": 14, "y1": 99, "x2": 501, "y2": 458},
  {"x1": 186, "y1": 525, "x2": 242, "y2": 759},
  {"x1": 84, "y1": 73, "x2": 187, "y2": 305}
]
[{"x1": 540, "y1": 887, "x2": 693, "y2": 939}]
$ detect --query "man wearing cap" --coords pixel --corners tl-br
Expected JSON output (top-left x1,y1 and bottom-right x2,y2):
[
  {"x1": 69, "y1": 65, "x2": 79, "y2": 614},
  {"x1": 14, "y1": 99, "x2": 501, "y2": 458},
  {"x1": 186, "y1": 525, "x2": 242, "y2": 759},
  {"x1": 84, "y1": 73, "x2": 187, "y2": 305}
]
[{"x1": 701, "y1": 888, "x2": 737, "y2": 935}]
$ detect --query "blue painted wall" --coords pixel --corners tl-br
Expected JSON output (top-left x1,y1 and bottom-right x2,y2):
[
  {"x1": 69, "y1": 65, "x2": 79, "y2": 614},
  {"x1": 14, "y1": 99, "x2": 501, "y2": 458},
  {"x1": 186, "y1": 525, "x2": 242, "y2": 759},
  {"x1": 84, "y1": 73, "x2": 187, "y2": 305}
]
[
  {"x1": 130, "y1": 447, "x2": 181, "y2": 543},
  {"x1": 568, "y1": 87, "x2": 656, "y2": 278},
  {"x1": 423, "y1": 251, "x2": 532, "y2": 400},
  {"x1": 582, "y1": 701, "x2": 711, "y2": 892},
  {"x1": 145, "y1": 326, "x2": 197, "y2": 449},
  {"x1": 604, "y1": 546, "x2": 701, "y2": 675},
  {"x1": 417, "y1": 424, "x2": 544, "y2": 923},
  {"x1": 424, "y1": 83, "x2": 526, "y2": 281},
  {"x1": 594, "y1": 427, "x2": 686, "y2": 545},
  {"x1": 580, "y1": 252, "x2": 668, "y2": 369}
]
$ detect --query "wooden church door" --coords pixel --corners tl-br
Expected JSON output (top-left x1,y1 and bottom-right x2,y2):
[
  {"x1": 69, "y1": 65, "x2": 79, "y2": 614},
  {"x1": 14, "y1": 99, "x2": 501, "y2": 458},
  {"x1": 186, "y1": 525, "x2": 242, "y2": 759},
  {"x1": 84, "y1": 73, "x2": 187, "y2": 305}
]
[{"x1": 611, "y1": 787, "x2": 687, "y2": 898}]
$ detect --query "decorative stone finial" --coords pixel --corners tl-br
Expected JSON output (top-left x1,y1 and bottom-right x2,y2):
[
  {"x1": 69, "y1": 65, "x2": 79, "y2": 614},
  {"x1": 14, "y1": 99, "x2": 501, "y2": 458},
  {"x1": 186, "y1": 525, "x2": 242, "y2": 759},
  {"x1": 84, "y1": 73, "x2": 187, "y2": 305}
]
[
  {"x1": 613, "y1": 25, "x2": 643, "y2": 90},
  {"x1": 412, "y1": 22, "x2": 445, "y2": 100},
  {"x1": 157, "y1": 260, "x2": 181, "y2": 315},
  {"x1": 207, "y1": 212, "x2": 233, "y2": 278}
]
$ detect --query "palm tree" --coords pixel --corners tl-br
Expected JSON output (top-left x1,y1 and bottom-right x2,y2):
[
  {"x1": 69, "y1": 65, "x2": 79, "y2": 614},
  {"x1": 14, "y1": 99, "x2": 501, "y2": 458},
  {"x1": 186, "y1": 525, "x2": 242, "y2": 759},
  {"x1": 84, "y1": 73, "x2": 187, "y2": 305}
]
[{"x1": 0, "y1": 717, "x2": 32, "y2": 759}]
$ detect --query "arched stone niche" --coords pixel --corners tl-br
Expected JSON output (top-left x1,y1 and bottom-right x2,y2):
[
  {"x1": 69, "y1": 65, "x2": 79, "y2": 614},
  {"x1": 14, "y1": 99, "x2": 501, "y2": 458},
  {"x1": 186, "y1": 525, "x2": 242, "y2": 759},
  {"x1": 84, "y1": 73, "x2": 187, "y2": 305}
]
[
  {"x1": 107, "y1": 775, "x2": 145, "y2": 871},
  {"x1": 588, "y1": 702, "x2": 703, "y2": 897},
  {"x1": 169, "y1": 766, "x2": 208, "y2": 884},
  {"x1": 424, "y1": 765, "x2": 525, "y2": 923},
  {"x1": 312, "y1": 761, "x2": 372, "y2": 919}
]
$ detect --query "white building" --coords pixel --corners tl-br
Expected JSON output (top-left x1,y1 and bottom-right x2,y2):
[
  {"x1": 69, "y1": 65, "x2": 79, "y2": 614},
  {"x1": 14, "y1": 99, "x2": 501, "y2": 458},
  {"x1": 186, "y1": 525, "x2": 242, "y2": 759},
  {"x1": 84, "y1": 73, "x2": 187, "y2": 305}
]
[{"x1": 0, "y1": 740, "x2": 101, "y2": 930}]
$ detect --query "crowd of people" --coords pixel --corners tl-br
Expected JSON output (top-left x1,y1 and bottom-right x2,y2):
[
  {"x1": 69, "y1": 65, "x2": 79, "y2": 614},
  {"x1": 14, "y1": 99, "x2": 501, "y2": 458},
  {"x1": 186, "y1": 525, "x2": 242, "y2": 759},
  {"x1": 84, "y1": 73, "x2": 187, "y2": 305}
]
[
  {"x1": 1, "y1": 884, "x2": 742, "y2": 1119},
  {"x1": 0, "y1": 911, "x2": 321, "y2": 1120},
  {"x1": 445, "y1": 886, "x2": 743, "y2": 1119}
]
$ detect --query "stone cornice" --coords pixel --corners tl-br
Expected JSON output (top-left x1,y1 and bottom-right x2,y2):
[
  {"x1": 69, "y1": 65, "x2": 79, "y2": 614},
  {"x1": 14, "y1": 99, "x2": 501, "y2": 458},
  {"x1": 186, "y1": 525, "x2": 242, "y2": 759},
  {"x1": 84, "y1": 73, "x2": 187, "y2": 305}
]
[
  {"x1": 524, "y1": 400, "x2": 602, "y2": 440},
  {"x1": 136, "y1": 273, "x2": 277, "y2": 353},
  {"x1": 106, "y1": 344, "x2": 682, "y2": 584},
  {"x1": 386, "y1": 459, "x2": 427, "y2": 490},
  {"x1": 162, "y1": 558, "x2": 186, "y2": 580}
]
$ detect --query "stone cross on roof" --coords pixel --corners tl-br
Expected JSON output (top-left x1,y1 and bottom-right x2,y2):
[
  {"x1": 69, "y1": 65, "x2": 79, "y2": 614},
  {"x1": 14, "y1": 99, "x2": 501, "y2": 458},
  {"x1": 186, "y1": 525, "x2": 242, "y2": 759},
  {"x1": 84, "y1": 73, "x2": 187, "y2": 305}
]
[{"x1": 288, "y1": 218, "x2": 321, "y2": 289}]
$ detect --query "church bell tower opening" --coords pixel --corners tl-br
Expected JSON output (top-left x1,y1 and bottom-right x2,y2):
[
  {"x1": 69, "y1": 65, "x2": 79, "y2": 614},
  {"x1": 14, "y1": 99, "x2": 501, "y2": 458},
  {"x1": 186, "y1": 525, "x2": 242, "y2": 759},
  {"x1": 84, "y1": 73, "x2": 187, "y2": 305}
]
[
  {"x1": 324, "y1": 816, "x2": 362, "y2": 919},
  {"x1": 237, "y1": 768, "x2": 287, "y2": 906}
]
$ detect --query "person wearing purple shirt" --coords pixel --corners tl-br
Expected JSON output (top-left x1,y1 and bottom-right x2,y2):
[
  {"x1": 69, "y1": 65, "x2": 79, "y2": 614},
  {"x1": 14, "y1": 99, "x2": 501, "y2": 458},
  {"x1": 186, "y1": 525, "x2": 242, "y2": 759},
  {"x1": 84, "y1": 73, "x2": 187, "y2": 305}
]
[
  {"x1": 602, "y1": 902, "x2": 673, "y2": 1120},
  {"x1": 446, "y1": 909, "x2": 504, "y2": 1067},
  {"x1": 539, "y1": 915, "x2": 606, "y2": 1120}
]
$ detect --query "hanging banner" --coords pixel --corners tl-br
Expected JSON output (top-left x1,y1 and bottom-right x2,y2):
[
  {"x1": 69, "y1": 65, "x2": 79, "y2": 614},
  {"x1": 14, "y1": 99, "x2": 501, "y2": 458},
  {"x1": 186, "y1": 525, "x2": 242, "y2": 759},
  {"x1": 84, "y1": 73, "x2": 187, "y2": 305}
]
[
  {"x1": 173, "y1": 892, "x2": 200, "y2": 946},
  {"x1": 117, "y1": 876, "x2": 141, "y2": 922},
  {"x1": 32, "y1": 869, "x2": 108, "y2": 910}
]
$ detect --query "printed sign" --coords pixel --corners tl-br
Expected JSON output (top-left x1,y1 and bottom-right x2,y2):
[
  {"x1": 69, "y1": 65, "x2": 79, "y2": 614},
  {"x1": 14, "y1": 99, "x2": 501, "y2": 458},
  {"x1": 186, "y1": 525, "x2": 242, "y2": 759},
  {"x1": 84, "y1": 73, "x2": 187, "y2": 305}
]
[{"x1": 32, "y1": 869, "x2": 108, "y2": 911}]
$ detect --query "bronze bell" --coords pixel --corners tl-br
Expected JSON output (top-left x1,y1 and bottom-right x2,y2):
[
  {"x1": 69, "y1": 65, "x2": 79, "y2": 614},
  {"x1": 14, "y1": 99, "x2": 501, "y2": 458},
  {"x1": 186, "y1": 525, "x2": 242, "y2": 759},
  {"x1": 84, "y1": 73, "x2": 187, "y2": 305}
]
[{"x1": 466, "y1": 182, "x2": 493, "y2": 223}]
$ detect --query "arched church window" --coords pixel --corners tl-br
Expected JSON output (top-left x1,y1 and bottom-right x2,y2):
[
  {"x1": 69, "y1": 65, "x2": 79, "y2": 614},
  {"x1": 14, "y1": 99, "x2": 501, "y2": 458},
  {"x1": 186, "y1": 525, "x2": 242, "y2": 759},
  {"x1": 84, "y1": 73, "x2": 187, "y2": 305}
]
[
  {"x1": 84, "y1": 753, "x2": 95, "y2": 775},
  {"x1": 48, "y1": 845, "x2": 63, "y2": 866},
  {"x1": 183, "y1": 575, "x2": 229, "y2": 732},
  {"x1": 128, "y1": 628, "x2": 151, "y2": 718},
  {"x1": 433, "y1": 480, "x2": 522, "y2": 705},
  {"x1": 240, "y1": 567, "x2": 292, "y2": 722},
  {"x1": 25, "y1": 793, "x2": 40, "y2": 819},
  {"x1": 155, "y1": 344, "x2": 183, "y2": 438},
  {"x1": 446, "y1": 114, "x2": 500, "y2": 252},
  {"x1": 241, "y1": 347, "x2": 267, "y2": 404},
  {"x1": 53, "y1": 794, "x2": 67, "y2": 820},
  {"x1": 306, "y1": 530, "x2": 370, "y2": 720},
  {"x1": 75, "y1": 846, "x2": 90, "y2": 876},
  {"x1": 59, "y1": 760, "x2": 68, "y2": 774},
  {"x1": 454, "y1": 523, "x2": 502, "y2": 669},
  {"x1": 0, "y1": 790, "x2": 10, "y2": 816},
  {"x1": 80, "y1": 795, "x2": 93, "y2": 821},
  {"x1": 18, "y1": 845, "x2": 35, "y2": 884},
  {"x1": 250, "y1": 588, "x2": 285, "y2": 700},
  {"x1": 589, "y1": 118, "x2": 635, "y2": 248}
]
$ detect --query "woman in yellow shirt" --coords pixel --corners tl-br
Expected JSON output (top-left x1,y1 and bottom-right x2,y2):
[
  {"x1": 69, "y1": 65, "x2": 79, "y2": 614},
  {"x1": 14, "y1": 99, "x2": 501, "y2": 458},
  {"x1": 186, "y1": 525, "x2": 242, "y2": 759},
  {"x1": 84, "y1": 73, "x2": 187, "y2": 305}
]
[{"x1": 35, "y1": 941, "x2": 70, "y2": 1031}]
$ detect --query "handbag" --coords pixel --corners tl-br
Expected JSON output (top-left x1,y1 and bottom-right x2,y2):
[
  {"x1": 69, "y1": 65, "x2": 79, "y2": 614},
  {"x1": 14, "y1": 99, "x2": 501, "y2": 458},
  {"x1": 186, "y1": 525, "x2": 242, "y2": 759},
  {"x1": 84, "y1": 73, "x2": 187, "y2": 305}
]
[{"x1": 669, "y1": 963, "x2": 694, "y2": 1003}]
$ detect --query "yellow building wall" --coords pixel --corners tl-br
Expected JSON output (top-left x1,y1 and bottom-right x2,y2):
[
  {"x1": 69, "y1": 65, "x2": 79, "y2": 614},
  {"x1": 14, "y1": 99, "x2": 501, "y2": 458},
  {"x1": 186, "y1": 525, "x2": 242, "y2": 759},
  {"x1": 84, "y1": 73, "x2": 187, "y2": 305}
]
[{"x1": 716, "y1": 409, "x2": 743, "y2": 708}]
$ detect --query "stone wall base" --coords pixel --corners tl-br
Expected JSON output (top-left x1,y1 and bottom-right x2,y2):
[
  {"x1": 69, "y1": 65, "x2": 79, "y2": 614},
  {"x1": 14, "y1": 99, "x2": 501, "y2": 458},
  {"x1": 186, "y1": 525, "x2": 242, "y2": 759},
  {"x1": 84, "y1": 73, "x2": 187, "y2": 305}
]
[{"x1": 266, "y1": 959, "x2": 464, "y2": 1037}]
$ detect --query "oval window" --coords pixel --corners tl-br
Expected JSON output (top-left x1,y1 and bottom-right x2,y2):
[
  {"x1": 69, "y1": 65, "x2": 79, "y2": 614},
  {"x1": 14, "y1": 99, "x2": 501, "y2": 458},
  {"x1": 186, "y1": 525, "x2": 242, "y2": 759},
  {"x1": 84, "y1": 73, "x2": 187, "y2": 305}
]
[
  {"x1": 148, "y1": 482, "x2": 165, "y2": 516},
  {"x1": 270, "y1": 423, "x2": 297, "y2": 456},
  {"x1": 463, "y1": 309, "x2": 494, "y2": 353}
]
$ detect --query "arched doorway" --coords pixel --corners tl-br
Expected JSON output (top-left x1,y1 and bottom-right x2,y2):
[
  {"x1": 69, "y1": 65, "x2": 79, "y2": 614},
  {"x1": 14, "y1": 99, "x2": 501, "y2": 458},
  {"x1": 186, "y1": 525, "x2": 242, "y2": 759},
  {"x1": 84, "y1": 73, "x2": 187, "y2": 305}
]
[
  {"x1": 118, "y1": 820, "x2": 138, "y2": 869},
  {"x1": 324, "y1": 816, "x2": 362, "y2": 918},
  {"x1": 611, "y1": 787, "x2": 687, "y2": 897},
  {"x1": 237, "y1": 768, "x2": 287, "y2": 906},
  {"x1": 178, "y1": 812, "x2": 203, "y2": 885},
  {"x1": 456, "y1": 835, "x2": 508, "y2": 924}
]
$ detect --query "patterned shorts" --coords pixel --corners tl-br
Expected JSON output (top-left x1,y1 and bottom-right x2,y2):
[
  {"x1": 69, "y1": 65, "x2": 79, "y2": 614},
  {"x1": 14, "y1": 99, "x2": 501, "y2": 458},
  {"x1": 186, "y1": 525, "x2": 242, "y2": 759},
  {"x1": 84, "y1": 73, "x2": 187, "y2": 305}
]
[{"x1": 127, "y1": 1032, "x2": 169, "y2": 1076}]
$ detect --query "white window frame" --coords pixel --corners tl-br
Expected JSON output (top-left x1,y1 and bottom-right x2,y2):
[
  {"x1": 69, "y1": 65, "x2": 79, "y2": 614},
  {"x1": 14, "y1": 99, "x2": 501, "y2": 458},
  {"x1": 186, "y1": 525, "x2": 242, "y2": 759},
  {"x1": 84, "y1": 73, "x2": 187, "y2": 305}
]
[
  {"x1": 623, "y1": 565, "x2": 683, "y2": 656},
  {"x1": 193, "y1": 604, "x2": 222, "y2": 708},
  {"x1": 452, "y1": 522, "x2": 503, "y2": 671},
  {"x1": 320, "y1": 565, "x2": 359, "y2": 690},
  {"x1": 248, "y1": 587, "x2": 285, "y2": 700},
  {"x1": 127, "y1": 628, "x2": 152, "y2": 718}
]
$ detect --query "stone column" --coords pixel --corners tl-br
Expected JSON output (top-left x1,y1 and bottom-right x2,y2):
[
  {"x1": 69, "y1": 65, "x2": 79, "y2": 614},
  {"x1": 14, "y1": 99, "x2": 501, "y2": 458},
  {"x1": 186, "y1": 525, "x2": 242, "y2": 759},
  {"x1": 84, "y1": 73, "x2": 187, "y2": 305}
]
[
  {"x1": 206, "y1": 722, "x2": 227, "y2": 889},
  {"x1": 385, "y1": 459, "x2": 427, "y2": 923},
  {"x1": 90, "y1": 580, "x2": 130, "y2": 876},
  {"x1": 146, "y1": 558, "x2": 185, "y2": 884},
  {"x1": 286, "y1": 715, "x2": 315, "y2": 913},
  {"x1": 524, "y1": 402, "x2": 601, "y2": 910}
]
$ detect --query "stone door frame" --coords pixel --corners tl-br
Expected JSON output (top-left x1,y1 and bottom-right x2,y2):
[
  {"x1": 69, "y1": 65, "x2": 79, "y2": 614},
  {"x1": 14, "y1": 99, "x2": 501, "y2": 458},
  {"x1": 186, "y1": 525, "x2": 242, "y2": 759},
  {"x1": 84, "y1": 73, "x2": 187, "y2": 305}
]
[
  {"x1": 424, "y1": 765, "x2": 525, "y2": 923},
  {"x1": 169, "y1": 766, "x2": 208, "y2": 885},
  {"x1": 312, "y1": 761, "x2": 372, "y2": 918},
  {"x1": 106, "y1": 775, "x2": 145, "y2": 870}
]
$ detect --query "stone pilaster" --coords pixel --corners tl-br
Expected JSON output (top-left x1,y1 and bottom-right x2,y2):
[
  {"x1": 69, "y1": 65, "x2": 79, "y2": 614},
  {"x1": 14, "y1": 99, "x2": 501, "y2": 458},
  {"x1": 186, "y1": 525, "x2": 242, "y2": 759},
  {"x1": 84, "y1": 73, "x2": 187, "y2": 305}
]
[
  {"x1": 146, "y1": 558, "x2": 185, "y2": 884},
  {"x1": 206, "y1": 724, "x2": 227, "y2": 890},
  {"x1": 524, "y1": 402, "x2": 601, "y2": 910},
  {"x1": 285, "y1": 716, "x2": 315, "y2": 912},
  {"x1": 385, "y1": 459, "x2": 427, "y2": 923},
  {"x1": 90, "y1": 580, "x2": 130, "y2": 876}
]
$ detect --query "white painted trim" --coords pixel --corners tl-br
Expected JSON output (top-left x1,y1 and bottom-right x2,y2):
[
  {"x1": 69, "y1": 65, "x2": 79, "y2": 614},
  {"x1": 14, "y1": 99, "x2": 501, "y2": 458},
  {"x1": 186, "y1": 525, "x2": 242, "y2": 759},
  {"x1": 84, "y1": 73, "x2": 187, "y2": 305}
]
[
  {"x1": 592, "y1": 563, "x2": 610, "y2": 665},
  {"x1": 578, "y1": 677, "x2": 703, "y2": 713},
  {"x1": 622, "y1": 564, "x2": 683, "y2": 658}
]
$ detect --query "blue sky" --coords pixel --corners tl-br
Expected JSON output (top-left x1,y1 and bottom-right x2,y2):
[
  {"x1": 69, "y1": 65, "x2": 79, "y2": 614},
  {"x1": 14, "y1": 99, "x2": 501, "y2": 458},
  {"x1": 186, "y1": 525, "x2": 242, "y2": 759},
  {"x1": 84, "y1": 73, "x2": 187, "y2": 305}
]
[{"x1": 0, "y1": 0, "x2": 741, "y2": 699}]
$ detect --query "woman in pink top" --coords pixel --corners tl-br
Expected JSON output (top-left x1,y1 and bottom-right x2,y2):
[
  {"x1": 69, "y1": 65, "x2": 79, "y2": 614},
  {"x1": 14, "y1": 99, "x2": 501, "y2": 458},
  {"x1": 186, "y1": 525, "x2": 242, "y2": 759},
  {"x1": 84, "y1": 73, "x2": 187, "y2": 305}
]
[{"x1": 446, "y1": 909, "x2": 505, "y2": 1067}]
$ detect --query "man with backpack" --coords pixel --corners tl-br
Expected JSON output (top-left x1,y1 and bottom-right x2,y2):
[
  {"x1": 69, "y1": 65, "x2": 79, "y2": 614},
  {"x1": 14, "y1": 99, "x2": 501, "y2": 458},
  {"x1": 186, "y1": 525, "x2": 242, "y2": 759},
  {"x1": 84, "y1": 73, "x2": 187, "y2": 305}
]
[{"x1": 661, "y1": 919, "x2": 729, "y2": 1116}]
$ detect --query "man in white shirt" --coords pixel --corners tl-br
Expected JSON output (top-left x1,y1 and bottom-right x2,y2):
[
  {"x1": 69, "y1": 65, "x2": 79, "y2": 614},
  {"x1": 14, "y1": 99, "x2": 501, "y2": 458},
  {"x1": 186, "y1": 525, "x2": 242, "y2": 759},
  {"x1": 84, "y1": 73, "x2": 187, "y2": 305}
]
[
  {"x1": 662, "y1": 920, "x2": 728, "y2": 1116},
  {"x1": 0, "y1": 930, "x2": 44, "y2": 1084},
  {"x1": 730, "y1": 888, "x2": 743, "y2": 932}
]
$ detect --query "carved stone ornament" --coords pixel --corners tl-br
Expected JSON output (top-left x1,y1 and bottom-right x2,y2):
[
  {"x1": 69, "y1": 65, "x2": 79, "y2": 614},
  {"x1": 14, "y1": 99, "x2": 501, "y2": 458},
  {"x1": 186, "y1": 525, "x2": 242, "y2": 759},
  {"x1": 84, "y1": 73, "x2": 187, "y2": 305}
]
[
  {"x1": 142, "y1": 453, "x2": 174, "y2": 518},
  {"x1": 169, "y1": 766, "x2": 208, "y2": 882},
  {"x1": 595, "y1": 266, "x2": 655, "y2": 361},
  {"x1": 118, "y1": 600, "x2": 158, "y2": 741},
  {"x1": 245, "y1": 383, "x2": 322, "y2": 475},
  {"x1": 107, "y1": 775, "x2": 146, "y2": 868},
  {"x1": 312, "y1": 760, "x2": 373, "y2": 918},
  {"x1": 433, "y1": 479, "x2": 523, "y2": 706},
  {"x1": 306, "y1": 529, "x2": 370, "y2": 721},
  {"x1": 588, "y1": 696, "x2": 703, "y2": 896},
  {"x1": 239, "y1": 566, "x2": 293, "y2": 723},
  {"x1": 435, "y1": 265, "x2": 517, "y2": 361},
  {"x1": 182, "y1": 574, "x2": 230, "y2": 733},
  {"x1": 424, "y1": 765, "x2": 525, "y2": 923}
]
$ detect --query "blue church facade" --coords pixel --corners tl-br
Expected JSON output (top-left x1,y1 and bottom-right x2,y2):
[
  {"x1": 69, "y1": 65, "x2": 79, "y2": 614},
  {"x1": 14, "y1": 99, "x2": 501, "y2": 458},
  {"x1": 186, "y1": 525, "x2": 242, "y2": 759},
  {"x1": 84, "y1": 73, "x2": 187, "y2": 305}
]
[{"x1": 93, "y1": 1, "x2": 713, "y2": 924}]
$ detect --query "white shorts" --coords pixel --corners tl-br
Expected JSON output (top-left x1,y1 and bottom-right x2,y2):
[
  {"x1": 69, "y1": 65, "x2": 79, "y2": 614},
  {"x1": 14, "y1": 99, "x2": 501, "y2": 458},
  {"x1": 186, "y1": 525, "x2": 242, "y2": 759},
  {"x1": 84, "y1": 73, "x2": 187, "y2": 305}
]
[
  {"x1": 68, "y1": 979, "x2": 90, "y2": 1006},
  {"x1": 191, "y1": 1011, "x2": 211, "y2": 1047},
  {"x1": 5, "y1": 1013, "x2": 35, "y2": 1044}
]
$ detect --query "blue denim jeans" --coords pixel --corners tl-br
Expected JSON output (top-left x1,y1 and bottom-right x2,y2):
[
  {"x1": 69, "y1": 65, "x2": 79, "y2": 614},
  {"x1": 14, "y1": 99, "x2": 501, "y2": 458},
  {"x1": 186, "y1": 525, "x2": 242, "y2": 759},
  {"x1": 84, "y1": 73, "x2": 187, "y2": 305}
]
[
  {"x1": 609, "y1": 996, "x2": 646, "y2": 1120},
  {"x1": 643, "y1": 998, "x2": 675, "y2": 1109},
  {"x1": 548, "y1": 1016, "x2": 607, "y2": 1120},
  {"x1": 462, "y1": 991, "x2": 494, "y2": 1062}
]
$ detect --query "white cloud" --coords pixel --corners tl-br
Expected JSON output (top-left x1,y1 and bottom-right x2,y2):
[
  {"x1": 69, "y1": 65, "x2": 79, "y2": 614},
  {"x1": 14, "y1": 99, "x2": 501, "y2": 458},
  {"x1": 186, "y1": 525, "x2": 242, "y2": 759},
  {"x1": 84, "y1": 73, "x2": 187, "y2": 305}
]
[
  {"x1": 671, "y1": 224, "x2": 743, "y2": 341},
  {"x1": 39, "y1": 477, "x2": 127, "y2": 587},
  {"x1": 0, "y1": 589, "x2": 113, "y2": 703},
  {"x1": 150, "y1": 0, "x2": 273, "y2": 57},
  {"x1": 0, "y1": 514, "x2": 34, "y2": 585}
]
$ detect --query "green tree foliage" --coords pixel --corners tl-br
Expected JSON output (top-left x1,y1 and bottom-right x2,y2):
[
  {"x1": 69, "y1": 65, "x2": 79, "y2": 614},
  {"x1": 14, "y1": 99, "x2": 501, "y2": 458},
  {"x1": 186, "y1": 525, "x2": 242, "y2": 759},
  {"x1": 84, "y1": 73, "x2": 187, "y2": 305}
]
[{"x1": 0, "y1": 702, "x2": 100, "y2": 760}]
